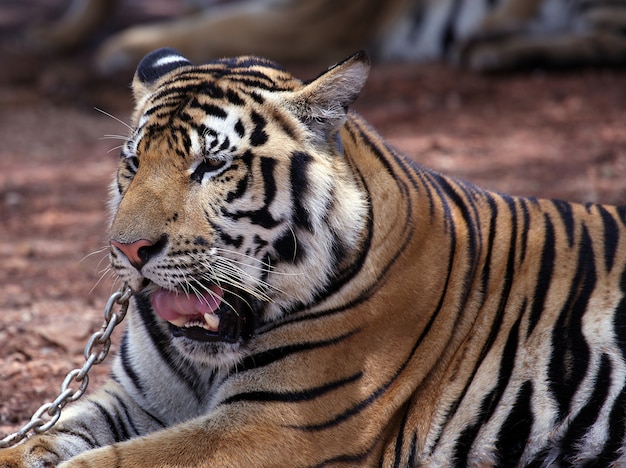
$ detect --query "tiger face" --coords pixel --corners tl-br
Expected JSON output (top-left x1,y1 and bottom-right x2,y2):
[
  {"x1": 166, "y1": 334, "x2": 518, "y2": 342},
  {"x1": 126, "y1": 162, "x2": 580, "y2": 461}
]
[{"x1": 109, "y1": 49, "x2": 370, "y2": 367}]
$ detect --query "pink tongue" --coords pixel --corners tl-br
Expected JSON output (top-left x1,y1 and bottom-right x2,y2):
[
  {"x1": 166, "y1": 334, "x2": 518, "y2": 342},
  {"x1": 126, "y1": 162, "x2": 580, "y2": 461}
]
[{"x1": 151, "y1": 286, "x2": 223, "y2": 322}]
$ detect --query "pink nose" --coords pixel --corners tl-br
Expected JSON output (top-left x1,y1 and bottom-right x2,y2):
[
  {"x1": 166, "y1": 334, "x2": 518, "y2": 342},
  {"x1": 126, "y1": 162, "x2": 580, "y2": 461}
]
[{"x1": 111, "y1": 239, "x2": 155, "y2": 270}]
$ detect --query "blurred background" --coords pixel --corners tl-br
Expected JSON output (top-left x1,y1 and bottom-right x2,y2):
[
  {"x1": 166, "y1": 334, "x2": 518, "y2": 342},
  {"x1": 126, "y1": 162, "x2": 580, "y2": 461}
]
[{"x1": 1, "y1": 0, "x2": 626, "y2": 437}]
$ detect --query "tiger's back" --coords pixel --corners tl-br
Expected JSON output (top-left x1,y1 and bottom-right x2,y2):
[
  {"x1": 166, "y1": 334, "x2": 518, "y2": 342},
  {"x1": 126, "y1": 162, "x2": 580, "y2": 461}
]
[{"x1": 1, "y1": 48, "x2": 626, "y2": 467}]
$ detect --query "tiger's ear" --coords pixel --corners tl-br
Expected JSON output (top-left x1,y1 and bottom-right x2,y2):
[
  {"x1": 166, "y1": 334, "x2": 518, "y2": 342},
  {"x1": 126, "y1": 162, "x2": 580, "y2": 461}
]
[
  {"x1": 132, "y1": 48, "x2": 192, "y2": 103},
  {"x1": 287, "y1": 51, "x2": 370, "y2": 142}
]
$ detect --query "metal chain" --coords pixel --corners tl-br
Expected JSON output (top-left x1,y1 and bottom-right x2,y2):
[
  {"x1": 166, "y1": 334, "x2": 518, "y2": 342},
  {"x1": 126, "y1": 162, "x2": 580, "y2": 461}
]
[{"x1": 0, "y1": 285, "x2": 132, "y2": 449}]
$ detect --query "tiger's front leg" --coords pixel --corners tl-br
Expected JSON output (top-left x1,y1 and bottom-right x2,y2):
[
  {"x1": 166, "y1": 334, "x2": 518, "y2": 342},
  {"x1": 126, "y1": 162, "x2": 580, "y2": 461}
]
[
  {"x1": 59, "y1": 405, "x2": 329, "y2": 468},
  {"x1": 0, "y1": 380, "x2": 167, "y2": 468}
]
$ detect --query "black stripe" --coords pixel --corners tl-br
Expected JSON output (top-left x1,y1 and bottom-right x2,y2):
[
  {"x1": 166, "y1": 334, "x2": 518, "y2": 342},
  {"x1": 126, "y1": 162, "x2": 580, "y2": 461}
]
[
  {"x1": 220, "y1": 156, "x2": 281, "y2": 229},
  {"x1": 115, "y1": 397, "x2": 141, "y2": 437},
  {"x1": 227, "y1": 77, "x2": 277, "y2": 92},
  {"x1": 162, "y1": 67, "x2": 281, "y2": 94},
  {"x1": 527, "y1": 213, "x2": 556, "y2": 336},
  {"x1": 224, "y1": 150, "x2": 252, "y2": 202},
  {"x1": 596, "y1": 204, "x2": 619, "y2": 272},
  {"x1": 548, "y1": 225, "x2": 595, "y2": 421},
  {"x1": 517, "y1": 198, "x2": 530, "y2": 263},
  {"x1": 392, "y1": 404, "x2": 411, "y2": 468},
  {"x1": 226, "y1": 89, "x2": 245, "y2": 106},
  {"x1": 407, "y1": 433, "x2": 418, "y2": 467},
  {"x1": 493, "y1": 380, "x2": 534, "y2": 465},
  {"x1": 92, "y1": 400, "x2": 127, "y2": 443},
  {"x1": 55, "y1": 424, "x2": 97, "y2": 449},
  {"x1": 559, "y1": 353, "x2": 612, "y2": 462},
  {"x1": 329, "y1": 220, "x2": 349, "y2": 267},
  {"x1": 188, "y1": 98, "x2": 227, "y2": 119},
  {"x1": 477, "y1": 195, "x2": 499, "y2": 296},
  {"x1": 292, "y1": 375, "x2": 398, "y2": 431},
  {"x1": 422, "y1": 171, "x2": 454, "y2": 231},
  {"x1": 172, "y1": 126, "x2": 192, "y2": 157},
  {"x1": 248, "y1": 91, "x2": 265, "y2": 104},
  {"x1": 219, "y1": 229, "x2": 244, "y2": 248},
  {"x1": 260, "y1": 156, "x2": 277, "y2": 206},
  {"x1": 117, "y1": 331, "x2": 146, "y2": 397},
  {"x1": 414, "y1": 169, "x2": 436, "y2": 219},
  {"x1": 197, "y1": 81, "x2": 225, "y2": 99},
  {"x1": 273, "y1": 229, "x2": 303, "y2": 263},
  {"x1": 350, "y1": 121, "x2": 410, "y2": 189},
  {"x1": 250, "y1": 111, "x2": 268, "y2": 146},
  {"x1": 290, "y1": 151, "x2": 314, "y2": 231},
  {"x1": 252, "y1": 234, "x2": 268, "y2": 256},
  {"x1": 236, "y1": 328, "x2": 360, "y2": 372},
  {"x1": 212, "y1": 55, "x2": 284, "y2": 70},
  {"x1": 234, "y1": 118, "x2": 245, "y2": 137},
  {"x1": 385, "y1": 141, "x2": 422, "y2": 194},
  {"x1": 552, "y1": 199, "x2": 575, "y2": 248},
  {"x1": 434, "y1": 175, "x2": 481, "y2": 291},
  {"x1": 453, "y1": 316, "x2": 522, "y2": 465},
  {"x1": 222, "y1": 372, "x2": 361, "y2": 405},
  {"x1": 102, "y1": 388, "x2": 134, "y2": 441}
]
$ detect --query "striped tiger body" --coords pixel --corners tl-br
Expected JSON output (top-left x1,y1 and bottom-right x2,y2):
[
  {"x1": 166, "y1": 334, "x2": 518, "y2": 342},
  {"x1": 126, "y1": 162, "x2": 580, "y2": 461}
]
[
  {"x1": 29, "y1": 0, "x2": 626, "y2": 72},
  {"x1": 2, "y1": 48, "x2": 626, "y2": 467}
]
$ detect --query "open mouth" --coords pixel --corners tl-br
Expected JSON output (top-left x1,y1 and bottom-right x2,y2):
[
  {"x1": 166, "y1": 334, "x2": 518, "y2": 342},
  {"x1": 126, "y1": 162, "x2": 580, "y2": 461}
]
[{"x1": 151, "y1": 285, "x2": 252, "y2": 343}]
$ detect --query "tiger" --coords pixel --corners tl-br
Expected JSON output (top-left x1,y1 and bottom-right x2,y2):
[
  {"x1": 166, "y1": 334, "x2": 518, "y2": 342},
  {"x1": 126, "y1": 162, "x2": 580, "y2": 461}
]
[
  {"x1": 28, "y1": 0, "x2": 626, "y2": 73},
  {"x1": 2, "y1": 47, "x2": 626, "y2": 467}
]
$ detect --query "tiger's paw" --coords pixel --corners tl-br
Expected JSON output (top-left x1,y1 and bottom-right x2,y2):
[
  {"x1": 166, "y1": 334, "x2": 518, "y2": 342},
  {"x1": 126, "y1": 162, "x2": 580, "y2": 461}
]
[{"x1": 0, "y1": 438, "x2": 61, "y2": 468}]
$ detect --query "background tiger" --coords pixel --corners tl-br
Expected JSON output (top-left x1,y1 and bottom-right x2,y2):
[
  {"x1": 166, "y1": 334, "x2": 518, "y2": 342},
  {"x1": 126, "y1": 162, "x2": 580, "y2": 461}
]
[
  {"x1": 28, "y1": 0, "x2": 626, "y2": 73},
  {"x1": 1, "y1": 47, "x2": 626, "y2": 466}
]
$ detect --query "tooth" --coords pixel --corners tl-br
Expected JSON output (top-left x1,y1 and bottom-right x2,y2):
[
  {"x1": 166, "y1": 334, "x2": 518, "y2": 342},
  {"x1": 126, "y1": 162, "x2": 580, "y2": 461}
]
[
  {"x1": 204, "y1": 313, "x2": 220, "y2": 330},
  {"x1": 168, "y1": 317, "x2": 188, "y2": 327}
]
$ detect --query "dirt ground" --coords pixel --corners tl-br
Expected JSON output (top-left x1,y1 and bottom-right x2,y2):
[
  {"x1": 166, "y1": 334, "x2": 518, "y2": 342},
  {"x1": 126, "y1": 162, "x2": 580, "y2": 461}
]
[{"x1": 2, "y1": 1, "x2": 626, "y2": 440}]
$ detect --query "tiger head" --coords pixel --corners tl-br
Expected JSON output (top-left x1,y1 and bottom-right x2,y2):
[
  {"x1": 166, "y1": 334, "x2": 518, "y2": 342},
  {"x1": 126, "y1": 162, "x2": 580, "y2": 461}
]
[{"x1": 109, "y1": 48, "x2": 370, "y2": 366}]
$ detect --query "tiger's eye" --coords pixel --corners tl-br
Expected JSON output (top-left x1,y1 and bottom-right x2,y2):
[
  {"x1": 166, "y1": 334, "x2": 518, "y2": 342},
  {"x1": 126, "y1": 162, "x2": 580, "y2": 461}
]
[
  {"x1": 191, "y1": 158, "x2": 227, "y2": 182},
  {"x1": 206, "y1": 159, "x2": 226, "y2": 169}
]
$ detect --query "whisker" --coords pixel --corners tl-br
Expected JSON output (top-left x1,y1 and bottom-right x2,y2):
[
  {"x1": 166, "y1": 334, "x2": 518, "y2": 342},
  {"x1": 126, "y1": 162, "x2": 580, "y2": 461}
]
[
  {"x1": 176, "y1": 267, "x2": 192, "y2": 296},
  {"x1": 213, "y1": 247, "x2": 273, "y2": 266},
  {"x1": 212, "y1": 248, "x2": 303, "y2": 277},
  {"x1": 197, "y1": 275, "x2": 252, "y2": 313},
  {"x1": 94, "y1": 107, "x2": 133, "y2": 131},
  {"x1": 202, "y1": 267, "x2": 274, "y2": 303},
  {"x1": 287, "y1": 225, "x2": 298, "y2": 263},
  {"x1": 100, "y1": 134, "x2": 131, "y2": 141},
  {"x1": 106, "y1": 145, "x2": 126, "y2": 154},
  {"x1": 80, "y1": 246, "x2": 110, "y2": 264},
  {"x1": 96, "y1": 253, "x2": 113, "y2": 272},
  {"x1": 169, "y1": 248, "x2": 301, "y2": 309},
  {"x1": 90, "y1": 267, "x2": 116, "y2": 295},
  {"x1": 211, "y1": 257, "x2": 286, "y2": 293},
  {"x1": 193, "y1": 281, "x2": 240, "y2": 314}
]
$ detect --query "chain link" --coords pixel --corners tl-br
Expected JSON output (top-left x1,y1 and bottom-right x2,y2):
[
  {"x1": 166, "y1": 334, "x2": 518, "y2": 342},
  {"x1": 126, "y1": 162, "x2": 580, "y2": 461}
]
[{"x1": 0, "y1": 285, "x2": 132, "y2": 449}]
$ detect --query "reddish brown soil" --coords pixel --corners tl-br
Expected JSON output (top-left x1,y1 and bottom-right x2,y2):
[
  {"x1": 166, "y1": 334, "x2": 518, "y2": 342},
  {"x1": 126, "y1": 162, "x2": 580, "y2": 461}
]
[{"x1": 1, "y1": 0, "x2": 626, "y2": 440}]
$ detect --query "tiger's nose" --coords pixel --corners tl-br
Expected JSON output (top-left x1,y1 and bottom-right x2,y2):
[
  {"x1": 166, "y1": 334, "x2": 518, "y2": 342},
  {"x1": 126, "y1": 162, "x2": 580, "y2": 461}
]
[{"x1": 111, "y1": 238, "x2": 163, "y2": 271}]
